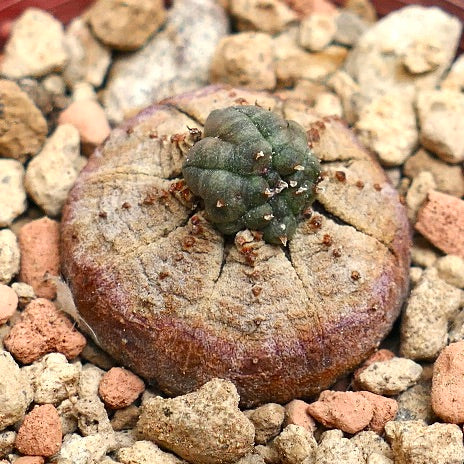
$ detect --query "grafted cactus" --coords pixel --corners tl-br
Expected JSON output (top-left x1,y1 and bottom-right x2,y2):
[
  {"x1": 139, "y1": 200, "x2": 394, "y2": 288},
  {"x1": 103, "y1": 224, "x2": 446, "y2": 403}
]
[{"x1": 182, "y1": 105, "x2": 321, "y2": 245}]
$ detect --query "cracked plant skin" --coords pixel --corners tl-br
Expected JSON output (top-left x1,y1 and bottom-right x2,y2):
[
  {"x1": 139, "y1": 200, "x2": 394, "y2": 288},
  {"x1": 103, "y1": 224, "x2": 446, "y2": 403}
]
[{"x1": 182, "y1": 105, "x2": 321, "y2": 245}]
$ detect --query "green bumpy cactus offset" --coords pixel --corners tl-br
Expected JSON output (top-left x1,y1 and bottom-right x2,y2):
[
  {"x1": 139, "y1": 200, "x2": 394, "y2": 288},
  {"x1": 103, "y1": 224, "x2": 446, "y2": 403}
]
[{"x1": 182, "y1": 105, "x2": 321, "y2": 245}]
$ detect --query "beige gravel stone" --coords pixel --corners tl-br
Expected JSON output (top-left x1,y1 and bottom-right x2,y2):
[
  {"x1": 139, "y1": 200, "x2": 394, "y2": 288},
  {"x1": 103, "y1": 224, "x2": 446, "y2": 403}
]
[
  {"x1": 210, "y1": 32, "x2": 276, "y2": 90},
  {"x1": 344, "y1": 0, "x2": 377, "y2": 22},
  {"x1": 385, "y1": 420, "x2": 464, "y2": 464},
  {"x1": 334, "y1": 10, "x2": 368, "y2": 46},
  {"x1": 406, "y1": 171, "x2": 436, "y2": 222},
  {"x1": 431, "y1": 341, "x2": 464, "y2": 423},
  {"x1": 0, "y1": 284, "x2": 18, "y2": 325},
  {"x1": 403, "y1": 149, "x2": 464, "y2": 198},
  {"x1": 299, "y1": 13, "x2": 337, "y2": 51},
  {"x1": 441, "y1": 54, "x2": 464, "y2": 91},
  {"x1": 0, "y1": 9, "x2": 68, "y2": 79},
  {"x1": 351, "y1": 431, "x2": 393, "y2": 462},
  {"x1": 17, "y1": 217, "x2": 60, "y2": 299},
  {"x1": 400, "y1": 268, "x2": 462, "y2": 360},
  {"x1": 137, "y1": 378, "x2": 254, "y2": 464},
  {"x1": 416, "y1": 89, "x2": 464, "y2": 164},
  {"x1": 434, "y1": 255, "x2": 464, "y2": 288},
  {"x1": 57, "y1": 432, "x2": 116, "y2": 464},
  {"x1": 409, "y1": 267, "x2": 423, "y2": 286},
  {"x1": 0, "y1": 229, "x2": 20, "y2": 285},
  {"x1": 254, "y1": 444, "x2": 280, "y2": 464},
  {"x1": 357, "y1": 358, "x2": 423, "y2": 396},
  {"x1": 449, "y1": 311, "x2": 464, "y2": 344},
  {"x1": 344, "y1": 6, "x2": 461, "y2": 101},
  {"x1": 396, "y1": 384, "x2": 435, "y2": 423},
  {"x1": 353, "y1": 349, "x2": 395, "y2": 389},
  {"x1": 410, "y1": 236, "x2": 439, "y2": 268},
  {"x1": 327, "y1": 69, "x2": 362, "y2": 124},
  {"x1": 63, "y1": 18, "x2": 111, "y2": 88},
  {"x1": 25, "y1": 124, "x2": 86, "y2": 217},
  {"x1": 0, "y1": 80, "x2": 47, "y2": 162},
  {"x1": 245, "y1": 403, "x2": 285, "y2": 444},
  {"x1": 15, "y1": 404, "x2": 62, "y2": 457},
  {"x1": 90, "y1": 0, "x2": 166, "y2": 51},
  {"x1": 79, "y1": 364, "x2": 105, "y2": 399},
  {"x1": 99, "y1": 367, "x2": 145, "y2": 409},
  {"x1": 24, "y1": 353, "x2": 81, "y2": 405},
  {"x1": 230, "y1": 0, "x2": 297, "y2": 34},
  {"x1": 312, "y1": 92, "x2": 343, "y2": 118},
  {"x1": 273, "y1": 424, "x2": 317, "y2": 464},
  {"x1": 0, "y1": 431, "x2": 16, "y2": 458},
  {"x1": 111, "y1": 405, "x2": 140, "y2": 431},
  {"x1": 11, "y1": 282, "x2": 35, "y2": 308},
  {"x1": 315, "y1": 429, "x2": 364, "y2": 464},
  {"x1": 402, "y1": 37, "x2": 446, "y2": 74},
  {"x1": 117, "y1": 440, "x2": 187, "y2": 464},
  {"x1": 57, "y1": 399, "x2": 78, "y2": 436},
  {"x1": 355, "y1": 92, "x2": 418, "y2": 166},
  {"x1": 75, "y1": 396, "x2": 113, "y2": 436},
  {"x1": 0, "y1": 350, "x2": 32, "y2": 431},
  {"x1": 0, "y1": 160, "x2": 26, "y2": 228}
]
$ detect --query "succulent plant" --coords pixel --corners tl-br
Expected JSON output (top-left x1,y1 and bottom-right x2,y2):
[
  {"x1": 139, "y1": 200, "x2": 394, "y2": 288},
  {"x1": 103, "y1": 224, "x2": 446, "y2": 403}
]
[{"x1": 182, "y1": 105, "x2": 321, "y2": 245}]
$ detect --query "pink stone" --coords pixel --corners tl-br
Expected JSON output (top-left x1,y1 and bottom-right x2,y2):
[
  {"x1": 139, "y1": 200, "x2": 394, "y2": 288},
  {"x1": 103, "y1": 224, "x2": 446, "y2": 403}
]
[
  {"x1": 58, "y1": 100, "x2": 111, "y2": 155},
  {"x1": 18, "y1": 217, "x2": 60, "y2": 299},
  {"x1": 99, "y1": 367, "x2": 145, "y2": 409},
  {"x1": 4, "y1": 298, "x2": 86, "y2": 364},
  {"x1": 284, "y1": 399, "x2": 317, "y2": 433},
  {"x1": 15, "y1": 404, "x2": 62, "y2": 457},
  {"x1": 415, "y1": 191, "x2": 464, "y2": 259},
  {"x1": 359, "y1": 391, "x2": 398, "y2": 434},
  {"x1": 431, "y1": 341, "x2": 464, "y2": 423},
  {"x1": 307, "y1": 390, "x2": 374, "y2": 434},
  {"x1": 0, "y1": 283, "x2": 18, "y2": 324}
]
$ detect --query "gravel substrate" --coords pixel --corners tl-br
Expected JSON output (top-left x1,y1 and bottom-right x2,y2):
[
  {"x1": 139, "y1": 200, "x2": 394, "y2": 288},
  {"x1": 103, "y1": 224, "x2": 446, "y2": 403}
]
[{"x1": 0, "y1": 0, "x2": 464, "y2": 463}]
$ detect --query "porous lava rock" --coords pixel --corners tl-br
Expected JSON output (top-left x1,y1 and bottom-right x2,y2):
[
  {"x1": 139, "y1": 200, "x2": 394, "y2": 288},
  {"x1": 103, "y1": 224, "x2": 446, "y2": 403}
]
[{"x1": 61, "y1": 85, "x2": 410, "y2": 406}]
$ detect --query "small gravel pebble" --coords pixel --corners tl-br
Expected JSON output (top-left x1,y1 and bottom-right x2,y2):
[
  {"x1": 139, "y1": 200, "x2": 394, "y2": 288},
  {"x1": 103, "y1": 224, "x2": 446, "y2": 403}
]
[
  {"x1": 396, "y1": 384, "x2": 435, "y2": 423},
  {"x1": 0, "y1": 159, "x2": 27, "y2": 227},
  {"x1": 245, "y1": 403, "x2": 285, "y2": 444},
  {"x1": 284, "y1": 399, "x2": 317, "y2": 433},
  {"x1": 4, "y1": 298, "x2": 86, "y2": 364},
  {"x1": 117, "y1": 440, "x2": 187, "y2": 464},
  {"x1": 385, "y1": 420, "x2": 464, "y2": 464},
  {"x1": 25, "y1": 124, "x2": 86, "y2": 217},
  {"x1": 357, "y1": 358, "x2": 423, "y2": 395},
  {"x1": 137, "y1": 378, "x2": 254, "y2": 464},
  {"x1": 400, "y1": 268, "x2": 462, "y2": 360},
  {"x1": 315, "y1": 429, "x2": 364, "y2": 464},
  {"x1": 0, "y1": 230, "x2": 20, "y2": 286},
  {"x1": 0, "y1": 284, "x2": 18, "y2": 325},
  {"x1": 431, "y1": 341, "x2": 464, "y2": 423},
  {"x1": 299, "y1": 13, "x2": 337, "y2": 51},
  {"x1": 307, "y1": 390, "x2": 374, "y2": 434},
  {"x1": 273, "y1": 424, "x2": 317, "y2": 464},
  {"x1": 58, "y1": 100, "x2": 111, "y2": 156},
  {"x1": 0, "y1": 79, "x2": 47, "y2": 162},
  {"x1": 434, "y1": 255, "x2": 464, "y2": 288},
  {"x1": 15, "y1": 404, "x2": 62, "y2": 457},
  {"x1": 17, "y1": 217, "x2": 60, "y2": 299},
  {"x1": 0, "y1": 9, "x2": 68, "y2": 79},
  {"x1": 99, "y1": 367, "x2": 145, "y2": 409}
]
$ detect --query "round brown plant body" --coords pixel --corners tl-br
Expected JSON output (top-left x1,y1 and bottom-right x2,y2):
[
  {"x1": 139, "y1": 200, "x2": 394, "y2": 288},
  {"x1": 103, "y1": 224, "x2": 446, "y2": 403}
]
[{"x1": 61, "y1": 85, "x2": 410, "y2": 407}]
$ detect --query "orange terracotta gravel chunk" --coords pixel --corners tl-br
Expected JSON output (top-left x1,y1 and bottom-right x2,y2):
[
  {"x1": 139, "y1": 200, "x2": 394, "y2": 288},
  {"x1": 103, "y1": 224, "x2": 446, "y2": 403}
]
[
  {"x1": 18, "y1": 217, "x2": 60, "y2": 299},
  {"x1": 4, "y1": 298, "x2": 86, "y2": 364},
  {"x1": 431, "y1": 341, "x2": 464, "y2": 424},
  {"x1": 0, "y1": 283, "x2": 18, "y2": 324},
  {"x1": 415, "y1": 191, "x2": 464, "y2": 259},
  {"x1": 307, "y1": 390, "x2": 374, "y2": 434},
  {"x1": 359, "y1": 391, "x2": 398, "y2": 434},
  {"x1": 15, "y1": 404, "x2": 62, "y2": 457},
  {"x1": 14, "y1": 457, "x2": 45, "y2": 464},
  {"x1": 99, "y1": 367, "x2": 145, "y2": 409}
]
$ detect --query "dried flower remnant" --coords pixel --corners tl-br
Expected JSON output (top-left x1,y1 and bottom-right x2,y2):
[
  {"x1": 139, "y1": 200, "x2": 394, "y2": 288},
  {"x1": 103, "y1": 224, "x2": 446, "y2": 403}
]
[{"x1": 182, "y1": 106, "x2": 321, "y2": 245}]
